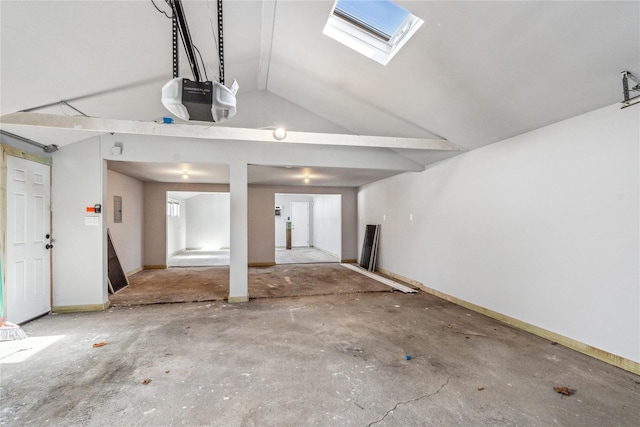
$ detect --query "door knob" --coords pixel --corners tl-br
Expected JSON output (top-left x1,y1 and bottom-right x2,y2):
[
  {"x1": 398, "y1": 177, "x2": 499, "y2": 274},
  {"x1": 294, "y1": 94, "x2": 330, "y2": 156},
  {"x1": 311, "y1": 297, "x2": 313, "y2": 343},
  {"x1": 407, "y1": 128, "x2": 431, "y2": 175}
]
[
  {"x1": 46, "y1": 244, "x2": 54, "y2": 250},
  {"x1": 45, "y1": 234, "x2": 50, "y2": 239}
]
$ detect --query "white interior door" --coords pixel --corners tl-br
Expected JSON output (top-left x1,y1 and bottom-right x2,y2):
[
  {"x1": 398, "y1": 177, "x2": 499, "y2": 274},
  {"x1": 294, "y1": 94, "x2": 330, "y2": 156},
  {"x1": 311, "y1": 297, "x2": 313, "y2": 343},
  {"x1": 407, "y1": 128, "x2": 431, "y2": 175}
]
[
  {"x1": 290, "y1": 202, "x2": 309, "y2": 247},
  {"x1": 6, "y1": 155, "x2": 51, "y2": 324}
]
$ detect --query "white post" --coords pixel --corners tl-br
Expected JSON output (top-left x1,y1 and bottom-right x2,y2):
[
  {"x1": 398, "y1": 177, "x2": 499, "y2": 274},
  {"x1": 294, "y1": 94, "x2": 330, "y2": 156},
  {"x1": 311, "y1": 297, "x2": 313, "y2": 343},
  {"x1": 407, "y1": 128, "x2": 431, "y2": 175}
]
[{"x1": 229, "y1": 161, "x2": 248, "y2": 302}]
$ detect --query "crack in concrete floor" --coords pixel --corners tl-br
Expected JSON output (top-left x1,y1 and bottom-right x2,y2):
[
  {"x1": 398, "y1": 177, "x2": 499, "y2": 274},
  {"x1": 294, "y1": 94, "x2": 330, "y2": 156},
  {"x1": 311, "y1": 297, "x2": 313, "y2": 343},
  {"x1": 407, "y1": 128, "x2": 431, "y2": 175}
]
[{"x1": 367, "y1": 375, "x2": 452, "y2": 426}]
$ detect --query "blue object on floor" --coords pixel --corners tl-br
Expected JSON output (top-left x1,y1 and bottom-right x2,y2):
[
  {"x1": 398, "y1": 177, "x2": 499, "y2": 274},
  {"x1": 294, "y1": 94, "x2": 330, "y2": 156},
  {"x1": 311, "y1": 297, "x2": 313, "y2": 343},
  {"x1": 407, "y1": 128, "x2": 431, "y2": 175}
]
[
  {"x1": 163, "y1": 117, "x2": 173, "y2": 124},
  {"x1": 406, "y1": 355, "x2": 412, "y2": 360}
]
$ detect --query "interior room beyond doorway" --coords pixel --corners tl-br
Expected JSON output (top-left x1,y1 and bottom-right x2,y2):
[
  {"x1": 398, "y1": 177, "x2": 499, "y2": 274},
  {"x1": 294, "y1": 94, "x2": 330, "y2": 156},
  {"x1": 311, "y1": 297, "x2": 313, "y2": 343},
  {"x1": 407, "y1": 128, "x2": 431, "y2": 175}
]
[
  {"x1": 166, "y1": 191, "x2": 230, "y2": 267},
  {"x1": 275, "y1": 193, "x2": 341, "y2": 264}
]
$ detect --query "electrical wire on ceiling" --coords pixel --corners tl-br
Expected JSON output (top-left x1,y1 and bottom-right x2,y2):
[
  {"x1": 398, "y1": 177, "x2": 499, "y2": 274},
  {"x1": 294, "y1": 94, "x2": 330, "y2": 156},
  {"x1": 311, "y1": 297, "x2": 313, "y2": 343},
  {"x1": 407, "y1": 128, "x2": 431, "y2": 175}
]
[
  {"x1": 150, "y1": 0, "x2": 171, "y2": 19},
  {"x1": 193, "y1": 46, "x2": 209, "y2": 82}
]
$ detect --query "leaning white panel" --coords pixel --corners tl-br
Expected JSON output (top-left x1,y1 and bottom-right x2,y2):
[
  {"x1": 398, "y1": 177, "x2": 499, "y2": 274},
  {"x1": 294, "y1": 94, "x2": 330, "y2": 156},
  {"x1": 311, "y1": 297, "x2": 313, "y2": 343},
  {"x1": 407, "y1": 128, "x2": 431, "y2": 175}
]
[{"x1": 342, "y1": 263, "x2": 417, "y2": 293}]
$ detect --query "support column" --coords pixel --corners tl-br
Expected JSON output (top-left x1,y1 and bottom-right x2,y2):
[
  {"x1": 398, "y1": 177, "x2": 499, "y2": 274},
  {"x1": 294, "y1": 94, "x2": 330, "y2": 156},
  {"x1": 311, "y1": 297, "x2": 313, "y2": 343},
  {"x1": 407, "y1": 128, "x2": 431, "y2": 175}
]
[{"x1": 229, "y1": 161, "x2": 248, "y2": 302}]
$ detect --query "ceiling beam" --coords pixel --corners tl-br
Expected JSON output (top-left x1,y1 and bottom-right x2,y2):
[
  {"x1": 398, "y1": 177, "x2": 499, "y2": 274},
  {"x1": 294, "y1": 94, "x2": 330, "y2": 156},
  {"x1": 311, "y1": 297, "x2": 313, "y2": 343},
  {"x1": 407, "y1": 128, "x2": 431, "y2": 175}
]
[
  {"x1": 257, "y1": 0, "x2": 278, "y2": 91},
  {"x1": 0, "y1": 112, "x2": 462, "y2": 151}
]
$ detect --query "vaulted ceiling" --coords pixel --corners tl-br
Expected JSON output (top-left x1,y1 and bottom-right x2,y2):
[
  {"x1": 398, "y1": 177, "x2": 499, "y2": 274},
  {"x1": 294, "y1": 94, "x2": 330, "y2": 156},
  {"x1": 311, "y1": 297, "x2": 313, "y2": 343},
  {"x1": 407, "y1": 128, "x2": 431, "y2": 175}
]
[{"x1": 1, "y1": 1, "x2": 638, "y2": 183}]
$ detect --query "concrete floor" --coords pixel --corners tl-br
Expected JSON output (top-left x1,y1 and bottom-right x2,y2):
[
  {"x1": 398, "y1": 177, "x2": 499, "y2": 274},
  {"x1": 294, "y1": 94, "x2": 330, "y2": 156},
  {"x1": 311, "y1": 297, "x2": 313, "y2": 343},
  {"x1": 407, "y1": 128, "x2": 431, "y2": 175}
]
[
  {"x1": 1, "y1": 291, "x2": 639, "y2": 426},
  {"x1": 168, "y1": 249, "x2": 231, "y2": 267},
  {"x1": 275, "y1": 247, "x2": 340, "y2": 264}
]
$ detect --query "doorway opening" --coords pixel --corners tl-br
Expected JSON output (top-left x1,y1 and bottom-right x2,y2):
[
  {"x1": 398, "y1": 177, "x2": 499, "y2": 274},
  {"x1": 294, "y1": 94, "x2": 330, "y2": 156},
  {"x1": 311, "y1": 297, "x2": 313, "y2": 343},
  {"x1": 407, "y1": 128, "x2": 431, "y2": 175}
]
[
  {"x1": 275, "y1": 193, "x2": 341, "y2": 264},
  {"x1": 166, "y1": 191, "x2": 230, "y2": 267}
]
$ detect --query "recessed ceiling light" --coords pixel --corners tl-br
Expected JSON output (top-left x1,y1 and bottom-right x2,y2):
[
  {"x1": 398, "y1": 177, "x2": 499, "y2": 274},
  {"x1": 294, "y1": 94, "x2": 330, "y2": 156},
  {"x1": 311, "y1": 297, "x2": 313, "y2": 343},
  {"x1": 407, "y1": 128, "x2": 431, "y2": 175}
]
[{"x1": 304, "y1": 178, "x2": 310, "y2": 184}]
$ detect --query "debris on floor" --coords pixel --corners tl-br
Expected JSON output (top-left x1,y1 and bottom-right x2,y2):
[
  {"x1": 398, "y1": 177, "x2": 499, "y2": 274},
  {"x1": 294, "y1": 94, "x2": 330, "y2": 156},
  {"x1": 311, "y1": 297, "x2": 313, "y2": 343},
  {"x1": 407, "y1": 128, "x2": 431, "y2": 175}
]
[
  {"x1": 553, "y1": 386, "x2": 572, "y2": 396},
  {"x1": 478, "y1": 387, "x2": 485, "y2": 391},
  {"x1": 0, "y1": 321, "x2": 28, "y2": 341},
  {"x1": 142, "y1": 378, "x2": 151, "y2": 385},
  {"x1": 92, "y1": 341, "x2": 108, "y2": 348}
]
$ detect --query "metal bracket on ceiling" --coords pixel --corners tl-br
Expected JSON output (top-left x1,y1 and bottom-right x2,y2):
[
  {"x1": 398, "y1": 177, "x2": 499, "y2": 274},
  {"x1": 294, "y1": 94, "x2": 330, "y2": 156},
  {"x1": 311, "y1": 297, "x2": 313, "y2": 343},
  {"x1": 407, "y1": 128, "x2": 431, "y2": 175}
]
[
  {"x1": 172, "y1": 11, "x2": 179, "y2": 79},
  {"x1": 169, "y1": 0, "x2": 201, "y2": 82},
  {"x1": 621, "y1": 71, "x2": 640, "y2": 109},
  {"x1": 167, "y1": 0, "x2": 225, "y2": 85},
  {"x1": 217, "y1": 0, "x2": 225, "y2": 86}
]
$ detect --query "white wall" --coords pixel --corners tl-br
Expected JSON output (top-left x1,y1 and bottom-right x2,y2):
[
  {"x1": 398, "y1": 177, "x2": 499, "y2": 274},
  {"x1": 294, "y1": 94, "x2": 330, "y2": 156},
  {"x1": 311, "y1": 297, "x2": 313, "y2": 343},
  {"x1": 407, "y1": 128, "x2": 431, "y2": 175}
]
[
  {"x1": 166, "y1": 195, "x2": 186, "y2": 256},
  {"x1": 358, "y1": 104, "x2": 640, "y2": 363},
  {"x1": 312, "y1": 194, "x2": 341, "y2": 257},
  {"x1": 186, "y1": 193, "x2": 230, "y2": 249},
  {"x1": 106, "y1": 170, "x2": 143, "y2": 274}
]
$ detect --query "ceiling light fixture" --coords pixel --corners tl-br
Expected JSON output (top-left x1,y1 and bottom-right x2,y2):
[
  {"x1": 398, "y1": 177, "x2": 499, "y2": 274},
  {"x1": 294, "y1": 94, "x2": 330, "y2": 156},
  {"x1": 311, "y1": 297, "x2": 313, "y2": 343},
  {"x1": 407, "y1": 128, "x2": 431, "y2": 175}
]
[
  {"x1": 304, "y1": 178, "x2": 310, "y2": 184},
  {"x1": 273, "y1": 127, "x2": 287, "y2": 140},
  {"x1": 182, "y1": 170, "x2": 190, "y2": 179}
]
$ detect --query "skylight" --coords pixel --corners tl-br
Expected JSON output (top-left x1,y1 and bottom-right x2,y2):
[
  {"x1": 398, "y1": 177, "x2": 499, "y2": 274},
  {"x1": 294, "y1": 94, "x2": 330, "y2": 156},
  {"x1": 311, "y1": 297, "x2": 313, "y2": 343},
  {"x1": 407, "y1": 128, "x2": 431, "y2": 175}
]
[{"x1": 323, "y1": 0, "x2": 423, "y2": 65}]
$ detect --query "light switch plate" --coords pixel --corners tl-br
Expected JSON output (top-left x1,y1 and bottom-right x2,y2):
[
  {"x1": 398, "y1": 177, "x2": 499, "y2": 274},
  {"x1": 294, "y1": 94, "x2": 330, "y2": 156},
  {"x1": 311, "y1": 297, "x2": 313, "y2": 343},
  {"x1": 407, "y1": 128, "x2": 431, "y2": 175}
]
[{"x1": 85, "y1": 216, "x2": 99, "y2": 226}]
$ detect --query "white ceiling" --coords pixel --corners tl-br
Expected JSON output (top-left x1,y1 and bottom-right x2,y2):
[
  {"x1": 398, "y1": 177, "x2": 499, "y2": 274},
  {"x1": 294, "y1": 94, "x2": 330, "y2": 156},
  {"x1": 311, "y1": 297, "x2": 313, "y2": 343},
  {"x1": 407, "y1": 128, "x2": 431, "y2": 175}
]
[
  {"x1": 1, "y1": 1, "x2": 638, "y2": 185},
  {"x1": 108, "y1": 161, "x2": 230, "y2": 184},
  {"x1": 108, "y1": 160, "x2": 403, "y2": 187},
  {"x1": 247, "y1": 165, "x2": 405, "y2": 187}
]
